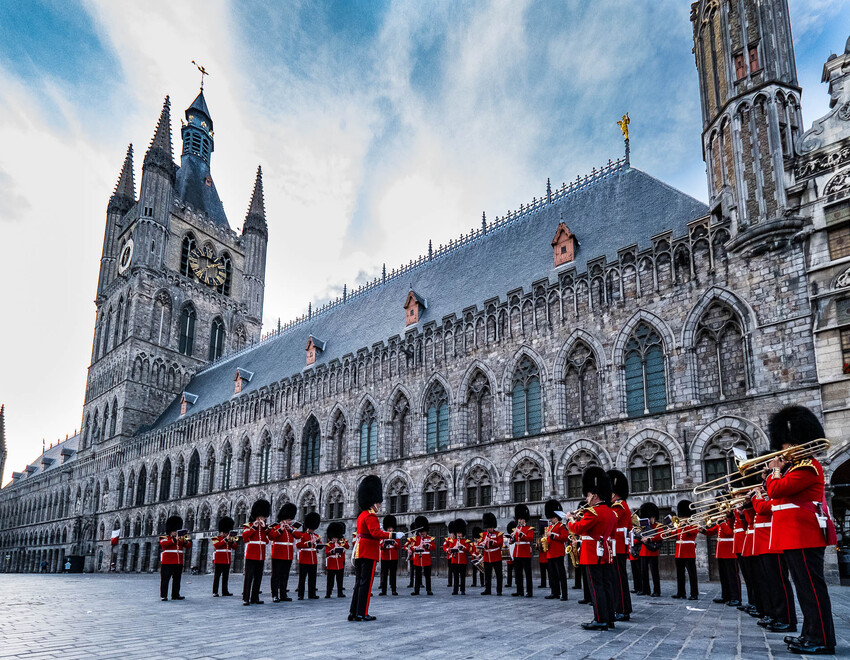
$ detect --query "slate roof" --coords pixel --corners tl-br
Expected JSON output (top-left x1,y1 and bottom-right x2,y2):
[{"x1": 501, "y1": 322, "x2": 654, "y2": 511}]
[
  {"x1": 174, "y1": 155, "x2": 230, "y2": 229},
  {"x1": 154, "y1": 164, "x2": 707, "y2": 429},
  {"x1": 8, "y1": 433, "x2": 80, "y2": 486},
  {"x1": 187, "y1": 91, "x2": 212, "y2": 129}
]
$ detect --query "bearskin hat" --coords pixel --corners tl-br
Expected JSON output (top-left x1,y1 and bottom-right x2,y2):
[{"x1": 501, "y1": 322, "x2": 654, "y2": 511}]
[
  {"x1": 250, "y1": 498, "x2": 271, "y2": 521},
  {"x1": 677, "y1": 500, "x2": 692, "y2": 519},
  {"x1": 482, "y1": 512, "x2": 497, "y2": 529},
  {"x1": 582, "y1": 466, "x2": 612, "y2": 503},
  {"x1": 218, "y1": 516, "x2": 235, "y2": 534},
  {"x1": 383, "y1": 515, "x2": 397, "y2": 530},
  {"x1": 304, "y1": 511, "x2": 321, "y2": 530},
  {"x1": 357, "y1": 474, "x2": 384, "y2": 511},
  {"x1": 340, "y1": 522, "x2": 346, "y2": 536},
  {"x1": 454, "y1": 518, "x2": 467, "y2": 536},
  {"x1": 607, "y1": 469, "x2": 629, "y2": 500},
  {"x1": 544, "y1": 499, "x2": 563, "y2": 520},
  {"x1": 639, "y1": 502, "x2": 660, "y2": 520},
  {"x1": 326, "y1": 521, "x2": 343, "y2": 539},
  {"x1": 413, "y1": 515, "x2": 429, "y2": 533},
  {"x1": 514, "y1": 503, "x2": 530, "y2": 521},
  {"x1": 506, "y1": 520, "x2": 517, "y2": 534},
  {"x1": 447, "y1": 520, "x2": 456, "y2": 534},
  {"x1": 472, "y1": 526, "x2": 482, "y2": 539},
  {"x1": 278, "y1": 502, "x2": 297, "y2": 522},
  {"x1": 768, "y1": 405, "x2": 825, "y2": 451},
  {"x1": 166, "y1": 515, "x2": 183, "y2": 534}
]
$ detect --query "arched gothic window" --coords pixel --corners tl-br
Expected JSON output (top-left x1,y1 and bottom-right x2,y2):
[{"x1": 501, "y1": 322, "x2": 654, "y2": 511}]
[
  {"x1": 387, "y1": 478, "x2": 409, "y2": 514},
  {"x1": 624, "y1": 322, "x2": 667, "y2": 417},
  {"x1": 151, "y1": 292, "x2": 172, "y2": 346},
  {"x1": 330, "y1": 412, "x2": 347, "y2": 470},
  {"x1": 425, "y1": 382, "x2": 449, "y2": 453},
  {"x1": 564, "y1": 341, "x2": 600, "y2": 426},
  {"x1": 217, "y1": 253, "x2": 232, "y2": 296},
  {"x1": 283, "y1": 427, "x2": 295, "y2": 479},
  {"x1": 221, "y1": 442, "x2": 233, "y2": 490},
  {"x1": 702, "y1": 430, "x2": 754, "y2": 484},
  {"x1": 180, "y1": 234, "x2": 196, "y2": 277},
  {"x1": 512, "y1": 357, "x2": 542, "y2": 437},
  {"x1": 300, "y1": 492, "x2": 317, "y2": 515},
  {"x1": 326, "y1": 488, "x2": 344, "y2": 520},
  {"x1": 159, "y1": 459, "x2": 172, "y2": 501},
  {"x1": 199, "y1": 506, "x2": 211, "y2": 531},
  {"x1": 466, "y1": 371, "x2": 493, "y2": 445},
  {"x1": 391, "y1": 393, "x2": 411, "y2": 459},
  {"x1": 465, "y1": 466, "x2": 492, "y2": 507},
  {"x1": 102, "y1": 309, "x2": 112, "y2": 357},
  {"x1": 258, "y1": 434, "x2": 272, "y2": 483},
  {"x1": 565, "y1": 450, "x2": 599, "y2": 499},
  {"x1": 206, "y1": 447, "x2": 216, "y2": 492},
  {"x1": 511, "y1": 457, "x2": 543, "y2": 503},
  {"x1": 423, "y1": 473, "x2": 448, "y2": 511},
  {"x1": 233, "y1": 325, "x2": 247, "y2": 352},
  {"x1": 628, "y1": 441, "x2": 673, "y2": 493},
  {"x1": 301, "y1": 416, "x2": 321, "y2": 475},
  {"x1": 178, "y1": 304, "x2": 196, "y2": 356},
  {"x1": 359, "y1": 403, "x2": 378, "y2": 465},
  {"x1": 694, "y1": 302, "x2": 748, "y2": 402},
  {"x1": 135, "y1": 466, "x2": 147, "y2": 506},
  {"x1": 186, "y1": 450, "x2": 200, "y2": 497},
  {"x1": 240, "y1": 439, "x2": 252, "y2": 486},
  {"x1": 208, "y1": 317, "x2": 225, "y2": 361},
  {"x1": 109, "y1": 398, "x2": 118, "y2": 437},
  {"x1": 117, "y1": 472, "x2": 125, "y2": 508}
]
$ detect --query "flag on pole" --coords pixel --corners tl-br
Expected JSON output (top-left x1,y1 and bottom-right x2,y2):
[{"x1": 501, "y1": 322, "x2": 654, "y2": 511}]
[{"x1": 111, "y1": 529, "x2": 120, "y2": 546}]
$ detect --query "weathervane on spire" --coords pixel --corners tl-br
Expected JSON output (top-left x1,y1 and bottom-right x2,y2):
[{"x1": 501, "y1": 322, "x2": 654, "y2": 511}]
[
  {"x1": 191, "y1": 60, "x2": 209, "y2": 90},
  {"x1": 616, "y1": 112, "x2": 630, "y2": 141}
]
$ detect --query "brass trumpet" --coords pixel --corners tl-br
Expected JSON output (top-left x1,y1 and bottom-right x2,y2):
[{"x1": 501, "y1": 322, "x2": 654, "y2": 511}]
[{"x1": 692, "y1": 438, "x2": 829, "y2": 496}]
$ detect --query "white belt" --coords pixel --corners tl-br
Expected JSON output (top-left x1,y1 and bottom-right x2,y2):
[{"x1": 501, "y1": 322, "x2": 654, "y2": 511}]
[
  {"x1": 300, "y1": 548, "x2": 317, "y2": 552},
  {"x1": 247, "y1": 541, "x2": 266, "y2": 545},
  {"x1": 161, "y1": 550, "x2": 183, "y2": 554},
  {"x1": 746, "y1": 530, "x2": 754, "y2": 535},
  {"x1": 515, "y1": 541, "x2": 530, "y2": 545},
  {"x1": 676, "y1": 540, "x2": 695, "y2": 545},
  {"x1": 716, "y1": 538, "x2": 734, "y2": 542},
  {"x1": 772, "y1": 504, "x2": 798, "y2": 511},
  {"x1": 580, "y1": 536, "x2": 594, "y2": 541},
  {"x1": 616, "y1": 527, "x2": 628, "y2": 533},
  {"x1": 754, "y1": 523, "x2": 771, "y2": 528},
  {"x1": 214, "y1": 549, "x2": 232, "y2": 554},
  {"x1": 273, "y1": 542, "x2": 293, "y2": 546},
  {"x1": 734, "y1": 529, "x2": 743, "y2": 534}
]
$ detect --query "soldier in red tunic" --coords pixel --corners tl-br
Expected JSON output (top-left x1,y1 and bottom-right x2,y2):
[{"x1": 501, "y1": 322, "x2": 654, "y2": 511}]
[
  {"x1": 510, "y1": 504, "x2": 534, "y2": 598},
  {"x1": 268, "y1": 503, "x2": 299, "y2": 602},
  {"x1": 567, "y1": 466, "x2": 617, "y2": 631},
  {"x1": 324, "y1": 521, "x2": 349, "y2": 598},
  {"x1": 451, "y1": 518, "x2": 470, "y2": 595},
  {"x1": 408, "y1": 515, "x2": 434, "y2": 596},
  {"x1": 159, "y1": 515, "x2": 190, "y2": 601},
  {"x1": 378, "y1": 514, "x2": 400, "y2": 596},
  {"x1": 635, "y1": 502, "x2": 662, "y2": 597},
  {"x1": 701, "y1": 509, "x2": 741, "y2": 606},
  {"x1": 348, "y1": 475, "x2": 400, "y2": 621},
  {"x1": 607, "y1": 469, "x2": 632, "y2": 620},
  {"x1": 296, "y1": 511, "x2": 322, "y2": 600},
  {"x1": 242, "y1": 498, "x2": 270, "y2": 606},
  {"x1": 672, "y1": 500, "x2": 699, "y2": 600},
  {"x1": 541, "y1": 499, "x2": 569, "y2": 601},
  {"x1": 479, "y1": 512, "x2": 503, "y2": 596},
  {"x1": 765, "y1": 406, "x2": 835, "y2": 655},
  {"x1": 211, "y1": 516, "x2": 236, "y2": 597}
]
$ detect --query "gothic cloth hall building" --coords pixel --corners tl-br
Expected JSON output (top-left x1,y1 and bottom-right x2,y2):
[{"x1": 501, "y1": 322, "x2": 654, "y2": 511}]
[{"x1": 2, "y1": 0, "x2": 849, "y2": 580}]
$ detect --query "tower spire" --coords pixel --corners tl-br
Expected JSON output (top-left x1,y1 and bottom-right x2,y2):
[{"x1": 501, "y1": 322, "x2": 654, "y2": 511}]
[
  {"x1": 144, "y1": 96, "x2": 175, "y2": 176},
  {"x1": 243, "y1": 166, "x2": 267, "y2": 234},
  {"x1": 108, "y1": 144, "x2": 135, "y2": 214}
]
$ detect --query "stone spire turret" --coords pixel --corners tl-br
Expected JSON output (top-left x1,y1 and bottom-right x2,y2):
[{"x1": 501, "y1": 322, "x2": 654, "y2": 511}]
[
  {"x1": 108, "y1": 144, "x2": 135, "y2": 215},
  {"x1": 243, "y1": 166, "x2": 267, "y2": 235}
]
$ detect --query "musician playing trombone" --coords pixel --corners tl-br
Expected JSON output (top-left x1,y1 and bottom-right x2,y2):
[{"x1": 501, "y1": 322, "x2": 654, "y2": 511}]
[
  {"x1": 764, "y1": 406, "x2": 836, "y2": 655},
  {"x1": 479, "y1": 512, "x2": 503, "y2": 596}
]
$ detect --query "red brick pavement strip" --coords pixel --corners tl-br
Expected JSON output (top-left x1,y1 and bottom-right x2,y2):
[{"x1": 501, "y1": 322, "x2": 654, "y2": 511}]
[{"x1": 0, "y1": 574, "x2": 847, "y2": 659}]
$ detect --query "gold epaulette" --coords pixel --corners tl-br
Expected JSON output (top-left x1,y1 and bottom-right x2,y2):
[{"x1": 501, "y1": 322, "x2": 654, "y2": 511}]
[
  {"x1": 611, "y1": 501, "x2": 624, "y2": 509},
  {"x1": 159, "y1": 535, "x2": 168, "y2": 539},
  {"x1": 788, "y1": 459, "x2": 818, "y2": 473},
  {"x1": 242, "y1": 522, "x2": 251, "y2": 527},
  {"x1": 585, "y1": 506, "x2": 597, "y2": 514}
]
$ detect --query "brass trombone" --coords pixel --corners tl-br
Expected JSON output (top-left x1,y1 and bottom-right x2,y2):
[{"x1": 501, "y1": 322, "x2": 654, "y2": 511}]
[{"x1": 692, "y1": 438, "x2": 830, "y2": 496}]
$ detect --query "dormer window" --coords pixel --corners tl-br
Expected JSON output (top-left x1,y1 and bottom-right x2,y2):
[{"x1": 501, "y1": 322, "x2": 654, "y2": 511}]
[
  {"x1": 180, "y1": 391, "x2": 199, "y2": 416},
  {"x1": 552, "y1": 222, "x2": 577, "y2": 267},
  {"x1": 305, "y1": 336, "x2": 326, "y2": 366},
  {"x1": 234, "y1": 368, "x2": 254, "y2": 394},
  {"x1": 60, "y1": 447, "x2": 74, "y2": 464},
  {"x1": 404, "y1": 290, "x2": 428, "y2": 326}
]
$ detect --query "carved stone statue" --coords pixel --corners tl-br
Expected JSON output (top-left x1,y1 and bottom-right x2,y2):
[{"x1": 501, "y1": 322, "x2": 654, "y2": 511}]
[{"x1": 617, "y1": 112, "x2": 630, "y2": 140}]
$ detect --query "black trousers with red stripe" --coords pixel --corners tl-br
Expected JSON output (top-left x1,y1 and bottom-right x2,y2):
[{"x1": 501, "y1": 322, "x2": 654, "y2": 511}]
[
  {"x1": 613, "y1": 554, "x2": 632, "y2": 614},
  {"x1": 675, "y1": 558, "x2": 698, "y2": 598},
  {"x1": 785, "y1": 547, "x2": 835, "y2": 648},
  {"x1": 547, "y1": 556, "x2": 568, "y2": 599},
  {"x1": 759, "y1": 553, "x2": 796, "y2": 626},
  {"x1": 350, "y1": 557, "x2": 377, "y2": 617},
  {"x1": 717, "y1": 558, "x2": 740, "y2": 602},
  {"x1": 584, "y1": 563, "x2": 613, "y2": 624},
  {"x1": 737, "y1": 554, "x2": 758, "y2": 610}
]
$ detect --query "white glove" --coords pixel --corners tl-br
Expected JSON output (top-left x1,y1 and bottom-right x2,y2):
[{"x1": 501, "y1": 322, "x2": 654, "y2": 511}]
[{"x1": 395, "y1": 532, "x2": 405, "y2": 539}]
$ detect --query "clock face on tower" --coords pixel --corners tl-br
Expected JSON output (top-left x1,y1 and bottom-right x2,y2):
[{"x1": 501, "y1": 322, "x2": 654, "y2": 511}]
[
  {"x1": 117, "y1": 239, "x2": 134, "y2": 274},
  {"x1": 188, "y1": 245, "x2": 227, "y2": 286}
]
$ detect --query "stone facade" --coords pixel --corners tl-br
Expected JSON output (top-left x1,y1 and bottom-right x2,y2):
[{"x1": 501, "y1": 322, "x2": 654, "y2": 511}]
[{"x1": 1, "y1": 1, "x2": 848, "y2": 583}]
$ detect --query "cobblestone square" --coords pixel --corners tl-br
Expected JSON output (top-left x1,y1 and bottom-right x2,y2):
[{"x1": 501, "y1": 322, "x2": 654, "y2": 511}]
[{"x1": 1, "y1": 574, "x2": 848, "y2": 659}]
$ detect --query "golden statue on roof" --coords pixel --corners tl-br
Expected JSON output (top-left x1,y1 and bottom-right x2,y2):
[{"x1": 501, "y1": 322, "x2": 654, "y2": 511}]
[{"x1": 617, "y1": 112, "x2": 630, "y2": 140}]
